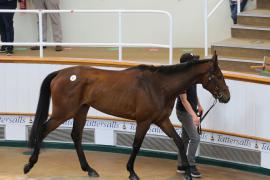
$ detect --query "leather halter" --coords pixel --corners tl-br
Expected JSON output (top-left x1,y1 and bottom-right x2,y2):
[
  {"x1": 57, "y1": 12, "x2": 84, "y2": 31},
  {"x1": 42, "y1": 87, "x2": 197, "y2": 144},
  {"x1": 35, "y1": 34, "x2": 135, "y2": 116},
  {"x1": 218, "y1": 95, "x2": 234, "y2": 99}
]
[{"x1": 204, "y1": 65, "x2": 226, "y2": 100}]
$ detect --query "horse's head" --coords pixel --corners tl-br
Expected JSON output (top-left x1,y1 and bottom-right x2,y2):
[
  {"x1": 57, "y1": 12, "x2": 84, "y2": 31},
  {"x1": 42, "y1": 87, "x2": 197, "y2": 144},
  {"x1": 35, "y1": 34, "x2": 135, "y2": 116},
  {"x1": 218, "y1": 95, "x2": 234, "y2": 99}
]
[{"x1": 201, "y1": 52, "x2": 230, "y2": 103}]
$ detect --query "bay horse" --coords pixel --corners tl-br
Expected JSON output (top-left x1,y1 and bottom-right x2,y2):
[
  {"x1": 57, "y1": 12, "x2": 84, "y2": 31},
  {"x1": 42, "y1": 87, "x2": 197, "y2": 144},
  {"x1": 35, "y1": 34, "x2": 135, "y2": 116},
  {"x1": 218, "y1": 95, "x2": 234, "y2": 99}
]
[{"x1": 24, "y1": 53, "x2": 230, "y2": 180}]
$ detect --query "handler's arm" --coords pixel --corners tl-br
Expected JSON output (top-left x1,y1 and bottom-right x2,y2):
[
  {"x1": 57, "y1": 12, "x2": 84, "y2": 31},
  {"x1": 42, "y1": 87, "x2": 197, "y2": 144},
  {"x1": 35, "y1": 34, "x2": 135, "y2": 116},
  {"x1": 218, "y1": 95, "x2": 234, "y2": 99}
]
[{"x1": 179, "y1": 93, "x2": 200, "y2": 126}]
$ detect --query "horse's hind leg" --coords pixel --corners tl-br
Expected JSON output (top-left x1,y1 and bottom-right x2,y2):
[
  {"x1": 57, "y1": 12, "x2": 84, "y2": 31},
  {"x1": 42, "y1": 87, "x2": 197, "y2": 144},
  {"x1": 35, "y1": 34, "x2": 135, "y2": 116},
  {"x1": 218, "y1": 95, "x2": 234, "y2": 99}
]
[
  {"x1": 24, "y1": 117, "x2": 65, "y2": 174},
  {"x1": 71, "y1": 105, "x2": 99, "y2": 177},
  {"x1": 157, "y1": 119, "x2": 192, "y2": 180},
  {"x1": 127, "y1": 121, "x2": 151, "y2": 180}
]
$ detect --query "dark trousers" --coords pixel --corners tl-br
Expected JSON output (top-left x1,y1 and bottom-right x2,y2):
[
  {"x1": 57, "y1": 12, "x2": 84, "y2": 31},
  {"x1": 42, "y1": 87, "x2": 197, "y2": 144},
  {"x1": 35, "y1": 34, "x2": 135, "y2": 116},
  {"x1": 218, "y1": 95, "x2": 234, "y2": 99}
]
[
  {"x1": 230, "y1": 0, "x2": 248, "y2": 24},
  {"x1": 0, "y1": 3, "x2": 17, "y2": 50}
]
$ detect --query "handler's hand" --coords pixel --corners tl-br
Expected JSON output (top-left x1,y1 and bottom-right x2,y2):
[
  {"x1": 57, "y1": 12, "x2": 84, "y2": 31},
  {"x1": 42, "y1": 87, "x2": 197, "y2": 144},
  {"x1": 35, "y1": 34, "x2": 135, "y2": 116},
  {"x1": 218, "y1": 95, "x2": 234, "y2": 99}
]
[
  {"x1": 198, "y1": 104, "x2": 204, "y2": 115},
  {"x1": 192, "y1": 115, "x2": 200, "y2": 126}
]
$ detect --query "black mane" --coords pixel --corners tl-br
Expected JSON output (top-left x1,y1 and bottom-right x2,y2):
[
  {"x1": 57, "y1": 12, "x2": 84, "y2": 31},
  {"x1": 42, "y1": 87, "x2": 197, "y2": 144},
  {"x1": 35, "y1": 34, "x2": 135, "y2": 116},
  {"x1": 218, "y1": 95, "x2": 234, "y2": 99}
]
[{"x1": 128, "y1": 59, "x2": 212, "y2": 75}]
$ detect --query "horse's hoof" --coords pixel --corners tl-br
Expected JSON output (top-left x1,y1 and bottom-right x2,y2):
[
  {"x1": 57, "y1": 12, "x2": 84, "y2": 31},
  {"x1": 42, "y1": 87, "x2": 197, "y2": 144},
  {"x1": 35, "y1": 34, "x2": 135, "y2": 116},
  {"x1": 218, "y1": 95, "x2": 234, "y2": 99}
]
[
  {"x1": 23, "y1": 163, "x2": 32, "y2": 174},
  {"x1": 88, "y1": 169, "x2": 99, "y2": 177},
  {"x1": 129, "y1": 174, "x2": 140, "y2": 180},
  {"x1": 184, "y1": 174, "x2": 192, "y2": 180}
]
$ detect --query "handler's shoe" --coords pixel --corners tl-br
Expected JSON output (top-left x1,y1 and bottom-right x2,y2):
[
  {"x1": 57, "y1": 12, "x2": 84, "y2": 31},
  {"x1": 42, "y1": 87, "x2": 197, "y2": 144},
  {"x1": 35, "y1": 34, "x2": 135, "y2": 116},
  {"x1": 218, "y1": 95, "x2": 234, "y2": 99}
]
[
  {"x1": 6, "y1": 48, "x2": 13, "y2": 56},
  {"x1": 176, "y1": 166, "x2": 185, "y2": 174},
  {"x1": 190, "y1": 166, "x2": 202, "y2": 178},
  {"x1": 0, "y1": 46, "x2": 6, "y2": 53},
  {"x1": 55, "y1": 46, "x2": 63, "y2": 51}
]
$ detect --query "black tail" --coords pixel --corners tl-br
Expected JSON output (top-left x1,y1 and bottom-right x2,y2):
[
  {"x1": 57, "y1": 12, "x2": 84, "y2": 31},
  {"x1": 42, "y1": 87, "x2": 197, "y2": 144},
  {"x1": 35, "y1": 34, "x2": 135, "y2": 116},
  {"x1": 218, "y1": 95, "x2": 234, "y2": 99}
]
[{"x1": 28, "y1": 71, "x2": 58, "y2": 148}]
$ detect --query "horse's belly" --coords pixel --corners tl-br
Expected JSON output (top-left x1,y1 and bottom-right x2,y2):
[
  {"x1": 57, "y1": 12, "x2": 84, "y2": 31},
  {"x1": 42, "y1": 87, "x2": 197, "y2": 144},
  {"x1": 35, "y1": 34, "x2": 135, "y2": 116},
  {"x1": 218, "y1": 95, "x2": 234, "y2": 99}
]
[{"x1": 91, "y1": 103, "x2": 136, "y2": 120}]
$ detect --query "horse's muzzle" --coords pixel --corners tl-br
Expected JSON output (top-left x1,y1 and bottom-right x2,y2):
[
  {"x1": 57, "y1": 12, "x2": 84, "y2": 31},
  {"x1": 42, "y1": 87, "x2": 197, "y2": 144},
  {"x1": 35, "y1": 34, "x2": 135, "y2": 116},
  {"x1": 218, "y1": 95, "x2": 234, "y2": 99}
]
[
  {"x1": 218, "y1": 89, "x2": 230, "y2": 103},
  {"x1": 219, "y1": 95, "x2": 230, "y2": 103}
]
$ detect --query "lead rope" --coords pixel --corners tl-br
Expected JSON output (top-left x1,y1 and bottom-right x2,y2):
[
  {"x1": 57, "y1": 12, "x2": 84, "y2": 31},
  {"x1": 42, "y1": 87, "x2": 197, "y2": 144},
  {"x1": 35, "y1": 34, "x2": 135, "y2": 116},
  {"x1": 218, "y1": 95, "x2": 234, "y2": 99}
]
[{"x1": 197, "y1": 99, "x2": 217, "y2": 135}]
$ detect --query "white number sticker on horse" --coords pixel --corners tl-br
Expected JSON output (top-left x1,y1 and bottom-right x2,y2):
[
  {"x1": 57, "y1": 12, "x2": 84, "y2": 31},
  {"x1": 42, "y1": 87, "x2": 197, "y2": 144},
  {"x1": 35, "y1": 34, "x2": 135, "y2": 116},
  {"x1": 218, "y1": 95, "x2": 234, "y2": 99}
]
[{"x1": 70, "y1": 75, "x2": 77, "y2": 81}]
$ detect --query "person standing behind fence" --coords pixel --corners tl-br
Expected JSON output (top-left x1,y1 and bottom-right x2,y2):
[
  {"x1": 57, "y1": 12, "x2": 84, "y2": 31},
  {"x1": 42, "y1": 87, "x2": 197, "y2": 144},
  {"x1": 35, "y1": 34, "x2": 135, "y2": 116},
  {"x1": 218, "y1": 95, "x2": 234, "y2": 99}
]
[
  {"x1": 31, "y1": 0, "x2": 63, "y2": 51},
  {"x1": 230, "y1": 0, "x2": 248, "y2": 24},
  {"x1": 176, "y1": 53, "x2": 204, "y2": 178},
  {"x1": 0, "y1": 0, "x2": 18, "y2": 55}
]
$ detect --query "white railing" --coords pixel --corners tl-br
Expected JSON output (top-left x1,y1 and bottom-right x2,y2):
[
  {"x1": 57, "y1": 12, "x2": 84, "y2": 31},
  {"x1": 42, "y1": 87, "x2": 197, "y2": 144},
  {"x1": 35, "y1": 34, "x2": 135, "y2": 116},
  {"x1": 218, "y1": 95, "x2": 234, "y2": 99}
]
[
  {"x1": 204, "y1": 0, "x2": 241, "y2": 57},
  {"x1": 0, "y1": 9, "x2": 173, "y2": 64},
  {"x1": 237, "y1": 0, "x2": 241, "y2": 14}
]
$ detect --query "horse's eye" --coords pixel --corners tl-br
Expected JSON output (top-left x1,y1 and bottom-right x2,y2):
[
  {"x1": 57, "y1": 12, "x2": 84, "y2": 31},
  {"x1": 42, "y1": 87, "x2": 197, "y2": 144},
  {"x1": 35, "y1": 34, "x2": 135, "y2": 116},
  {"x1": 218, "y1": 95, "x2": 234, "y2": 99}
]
[{"x1": 209, "y1": 75, "x2": 215, "y2": 80}]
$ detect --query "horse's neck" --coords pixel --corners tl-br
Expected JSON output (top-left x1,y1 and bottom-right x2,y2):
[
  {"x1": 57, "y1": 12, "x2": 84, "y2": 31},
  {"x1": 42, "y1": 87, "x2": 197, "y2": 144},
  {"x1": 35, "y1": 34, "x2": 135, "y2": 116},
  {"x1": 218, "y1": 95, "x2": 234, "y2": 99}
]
[{"x1": 160, "y1": 62, "x2": 210, "y2": 98}]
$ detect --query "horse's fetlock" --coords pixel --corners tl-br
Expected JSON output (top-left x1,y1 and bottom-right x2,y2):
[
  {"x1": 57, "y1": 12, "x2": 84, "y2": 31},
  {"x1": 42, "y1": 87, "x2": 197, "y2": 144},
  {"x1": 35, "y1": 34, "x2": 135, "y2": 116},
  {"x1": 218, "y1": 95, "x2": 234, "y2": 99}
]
[
  {"x1": 29, "y1": 157, "x2": 38, "y2": 164},
  {"x1": 81, "y1": 165, "x2": 88, "y2": 171},
  {"x1": 127, "y1": 164, "x2": 133, "y2": 172}
]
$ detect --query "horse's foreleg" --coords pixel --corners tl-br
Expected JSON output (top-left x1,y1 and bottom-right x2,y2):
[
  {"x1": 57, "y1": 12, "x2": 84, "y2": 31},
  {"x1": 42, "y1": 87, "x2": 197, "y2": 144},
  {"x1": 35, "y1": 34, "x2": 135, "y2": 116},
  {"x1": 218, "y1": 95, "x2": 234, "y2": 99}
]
[
  {"x1": 24, "y1": 117, "x2": 63, "y2": 174},
  {"x1": 127, "y1": 121, "x2": 150, "y2": 180},
  {"x1": 157, "y1": 119, "x2": 192, "y2": 180},
  {"x1": 72, "y1": 106, "x2": 99, "y2": 177}
]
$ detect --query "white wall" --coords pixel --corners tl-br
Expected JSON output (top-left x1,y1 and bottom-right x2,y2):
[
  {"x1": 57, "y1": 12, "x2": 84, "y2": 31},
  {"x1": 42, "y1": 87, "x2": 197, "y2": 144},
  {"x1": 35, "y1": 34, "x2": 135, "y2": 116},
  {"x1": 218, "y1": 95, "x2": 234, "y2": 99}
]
[
  {"x1": 14, "y1": 0, "x2": 255, "y2": 48},
  {"x1": 198, "y1": 80, "x2": 270, "y2": 140}
]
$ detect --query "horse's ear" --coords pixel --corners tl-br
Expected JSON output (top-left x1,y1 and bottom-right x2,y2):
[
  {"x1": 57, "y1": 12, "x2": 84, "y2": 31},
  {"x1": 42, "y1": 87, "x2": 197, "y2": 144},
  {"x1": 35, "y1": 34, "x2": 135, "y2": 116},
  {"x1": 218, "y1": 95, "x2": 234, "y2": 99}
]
[{"x1": 212, "y1": 51, "x2": 218, "y2": 62}]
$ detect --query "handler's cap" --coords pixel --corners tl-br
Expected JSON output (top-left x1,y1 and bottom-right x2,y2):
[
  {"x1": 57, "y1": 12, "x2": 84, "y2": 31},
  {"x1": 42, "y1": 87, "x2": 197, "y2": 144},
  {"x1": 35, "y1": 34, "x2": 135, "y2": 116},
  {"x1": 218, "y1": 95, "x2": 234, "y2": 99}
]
[{"x1": 180, "y1": 53, "x2": 200, "y2": 63}]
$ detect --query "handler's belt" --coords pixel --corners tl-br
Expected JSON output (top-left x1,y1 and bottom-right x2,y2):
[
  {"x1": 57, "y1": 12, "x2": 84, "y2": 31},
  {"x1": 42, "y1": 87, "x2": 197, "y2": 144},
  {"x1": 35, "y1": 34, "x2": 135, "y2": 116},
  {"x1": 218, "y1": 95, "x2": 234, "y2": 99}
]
[{"x1": 197, "y1": 99, "x2": 217, "y2": 135}]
